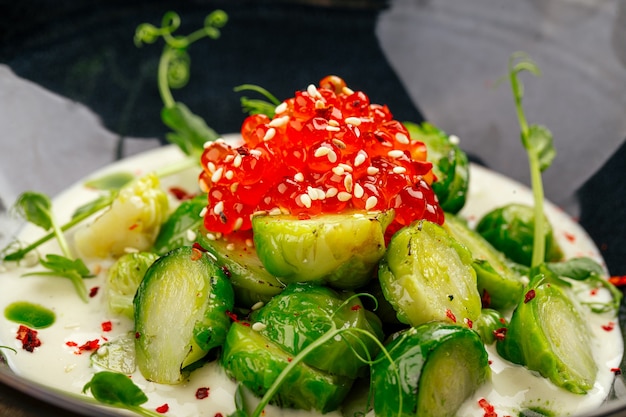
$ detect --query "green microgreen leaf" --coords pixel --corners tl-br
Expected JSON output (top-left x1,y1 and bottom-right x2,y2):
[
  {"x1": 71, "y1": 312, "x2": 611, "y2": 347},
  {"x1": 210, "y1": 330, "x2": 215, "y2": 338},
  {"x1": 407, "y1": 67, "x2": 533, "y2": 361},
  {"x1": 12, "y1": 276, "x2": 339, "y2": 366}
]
[
  {"x1": 83, "y1": 172, "x2": 135, "y2": 191},
  {"x1": 161, "y1": 102, "x2": 220, "y2": 158},
  {"x1": 83, "y1": 371, "x2": 162, "y2": 417},
  {"x1": 13, "y1": 192, "x2": 53, "y2": 231},
  {"x1": 23, "y1": 254, "x2": 93, "y2": 303},
  {"x1": 234, "y1": 84, "x2": 281, "y2": 117}
]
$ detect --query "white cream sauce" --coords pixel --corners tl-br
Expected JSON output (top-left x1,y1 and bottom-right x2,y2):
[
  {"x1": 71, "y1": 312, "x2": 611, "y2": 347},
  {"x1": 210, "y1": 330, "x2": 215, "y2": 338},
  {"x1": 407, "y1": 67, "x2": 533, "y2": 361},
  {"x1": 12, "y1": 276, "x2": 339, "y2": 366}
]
[{"x1": 0, "y1": 143, "x2": 622, "y2": 417}]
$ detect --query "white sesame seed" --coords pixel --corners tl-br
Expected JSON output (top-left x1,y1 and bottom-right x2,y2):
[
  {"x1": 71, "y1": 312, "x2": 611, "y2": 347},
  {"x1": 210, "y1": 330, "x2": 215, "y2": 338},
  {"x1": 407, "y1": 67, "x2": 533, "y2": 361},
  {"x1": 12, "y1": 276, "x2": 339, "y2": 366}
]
[
  {"x1": 252, "y1": 322, "x2": 267, "y2": 332},
  {"x1": 225, "y1": 170, "x2": 234, "y2": 180},
  {"x1": 307, "y1": 186, "x2": 319, "y2": 201},
  {"x1": 328, "y1": 119, "x2": 340, "y2": 127},
  {"x1": 251, "y1": 301, "x2": 265, "y2": 311},
  {"x1": 230, "y1": 182, "x2": 239, "y2": 193},
  {"x1": 337, "y1": 191, "x2": 352, "y2": 202},
  {"x1": 338, "y1": 163, "x2": 353, "y2": 172},
  {"x1": 315, "y1": 99, "x2": 326, "y2": 109},
  {"x1": 332, "y1": 166, "x2": 345, "y2": 176},
  {"x1": 199, "y1": 207, "x2": 208, "y2": 217},
  {"x1": 354, "y1": 126, "x2": 361, "y2": 137},
  {"x1": 216, "y1": 232, "x2": 223, "y2": 239},
  {"x1": 214, "y1": 201, "x2": 224, "y2": 214},
  {"x1": 326, "y1": 187, "x2": 339, "y2": 198},
  {"x1": 224, "y1": 154, "x2": 235, "y2": 163},
  {"x1": 203, "y1": 141, "x2": 213, "y2": 149},
  {"x1": 327, "y1": 150, "x2": 338, "y2": 163},
  {"x1": 354, "y1": 151, "x2": 367, "y2": 167},
  {"x1": 342, "y1": 86, "x2": 354, "y2": 95},
  {"x1": 367, "y1": 166, "x2": 380, "y2": 175},
  {"x1": 263, "y1": 127, "x2": 276, "y2": 141},
  {"x1": 275, "y1": 102, "x2": 288, "y2": 114},
  {"x1": 294, "y1": 172, "x2": 305, "y2": 182},
  {"x1": 211, "y1": 167, "x2": 223, "y2": 183},
  {"x1": 449, "y1": 134, "x2": 460, "y2": 145},
  {"x1": 269, "y1": 115, "x2": 290, "y2": 128},
  {"x1": 245, "y1": 238, "x2": 254, "y2": 248},
  {"x1": 186, "y1": 229, "x2": 197, "y2": 241},
  {"x1": 316, "y1": 188, "x2": 326, "y2": 200},
  {"x1": 252, "y1": 210, "x2": 268, "y2": 217},
  {"x1": 326, "y1": 125, "x2": 341, "y2": 132},
  {"x1": 388, "y1": 150, "x2": 404, "y2": 159},
  {"x1": 199, "y1": 180, "x2": 209, "y2": 193},
  {"x1": 314, "y1": 146, "x2": 331, "y2": 157},
  {"x1": 392, "y1": 166, "x2": 407, "y2": 174},
  {"x1": 307, "y1": 84, "x2": 322, "y2": 98},
  {"x1": 233, "y1": 217, "x2": 244, "y2": 231},
  {"x1": 233, "y1": 154, "x2": 243, "y2": 168},
  {"x1": 300, "y1": 194, "x2": 312, "y2": 208},
  {"x1": 345, "y1": 117, "x2": 361, "y2": 126},
  {"x1": 226, "y1": 243, "x2": 235, "y2": 251},
  {"x1": 344, "y1": 174, "x2": 353, "y2": 193},
  {"x1": 395, "y1": 132, "x2": 410, "y2": 145},
  {"x1": 269, "y1": 208, "x2": 282, "y2": 216},
  {"x1": 354, "y1": 183, "x2": 364, "y2": 198},
  {"x1": 215, "y1": 138, "x2": 226, "y2": 144},
  {"x1": 249, "y1": 149, "x2": 263, "y2": 157},
  {"x1": 206, "y1": 232, "x2": 217, "y2": 241},
  {"x1": 332, "y1": 139, "x2": 346, "y2": 149},
  {"x1": 208, "y1": 162, "x2": 216, "y2": 173},
  {"x1": 365, "y1": 196, "x2": 378, "y2": 210}
]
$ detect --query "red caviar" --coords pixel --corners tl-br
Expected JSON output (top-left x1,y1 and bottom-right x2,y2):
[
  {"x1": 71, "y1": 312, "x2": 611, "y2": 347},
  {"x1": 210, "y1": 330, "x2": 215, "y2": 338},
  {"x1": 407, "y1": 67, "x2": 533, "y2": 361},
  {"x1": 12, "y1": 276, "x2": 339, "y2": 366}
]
[{"x1": 199, "y1": 76, "x2": 443, "y2": 236}]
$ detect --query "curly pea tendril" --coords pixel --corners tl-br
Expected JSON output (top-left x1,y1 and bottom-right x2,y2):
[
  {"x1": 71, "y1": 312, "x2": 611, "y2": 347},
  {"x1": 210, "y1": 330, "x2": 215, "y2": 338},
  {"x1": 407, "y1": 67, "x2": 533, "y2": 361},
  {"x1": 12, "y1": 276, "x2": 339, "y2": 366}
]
[{"x1": 134, "y1": 10, "x2": 228, "y2": 108}]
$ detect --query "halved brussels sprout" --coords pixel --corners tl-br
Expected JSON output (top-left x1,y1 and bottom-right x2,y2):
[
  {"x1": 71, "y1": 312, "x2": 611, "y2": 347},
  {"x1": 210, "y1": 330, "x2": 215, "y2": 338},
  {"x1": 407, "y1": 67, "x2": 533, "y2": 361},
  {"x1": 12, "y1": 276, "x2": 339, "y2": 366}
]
[
  {"x1": 252, "y1": 210, "x2": 393, "y2": 289},
  {"x1": 106, "y1": 251, "x2": 158, "y2": 318},
  {"x1": 476, "y1": 203, "x2": 564, "y2": 267},
  {"x1": 371, "y1": 322, "x2": 490, "y2": 417},
  {"x1": 379, "y1": 220, "x2": 482, "y2": 327},
  {"x1": 134, "y1": 246, "x2": 234, "y2": 384}
]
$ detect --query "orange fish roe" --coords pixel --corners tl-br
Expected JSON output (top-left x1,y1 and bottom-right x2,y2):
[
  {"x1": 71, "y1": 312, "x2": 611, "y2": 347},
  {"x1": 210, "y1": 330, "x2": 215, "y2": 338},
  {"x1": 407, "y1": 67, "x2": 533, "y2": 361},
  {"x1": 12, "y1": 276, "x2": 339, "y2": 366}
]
[{"x1": 198, "y1": 75, "x2": 443, "y2": 235}]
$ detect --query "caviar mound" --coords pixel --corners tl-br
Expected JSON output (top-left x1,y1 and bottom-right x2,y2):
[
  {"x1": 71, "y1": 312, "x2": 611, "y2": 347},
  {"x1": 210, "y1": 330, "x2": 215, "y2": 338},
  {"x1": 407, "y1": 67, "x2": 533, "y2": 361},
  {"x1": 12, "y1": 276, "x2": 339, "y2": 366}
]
[{"x1": 198, "y1": 75, "x2": 444, "y2": 236}]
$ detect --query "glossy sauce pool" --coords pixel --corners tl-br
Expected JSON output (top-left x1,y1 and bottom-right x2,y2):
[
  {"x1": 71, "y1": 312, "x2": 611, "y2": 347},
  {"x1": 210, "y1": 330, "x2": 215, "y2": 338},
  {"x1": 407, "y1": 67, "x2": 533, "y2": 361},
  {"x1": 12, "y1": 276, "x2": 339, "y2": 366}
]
[{"x1": 0, "y1": 144, "x2": 622, "y2": 417}]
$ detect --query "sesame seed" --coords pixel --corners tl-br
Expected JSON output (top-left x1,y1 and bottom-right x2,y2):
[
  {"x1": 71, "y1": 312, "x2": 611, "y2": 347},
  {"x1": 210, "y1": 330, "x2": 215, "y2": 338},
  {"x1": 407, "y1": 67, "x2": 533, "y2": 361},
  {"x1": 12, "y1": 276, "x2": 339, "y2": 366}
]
[
  {"x1": 314, "y1": 146, "x2": 331, "y2": 157},
  {"x1": 365, "y1": 196, "x2": 378, "y2": 210},
  {"x1": 230, "y1": 182, "x2": 239, "y2": 193},
  {"x1": 367, "y1": 166, "x2": 380, "y2": 175},
  {"x1": 214, "y1": 201, "x2": 224, "y2": 214},
  {"x1": 294, "y1": 172, "x2": 305, "y2": 182},
  {"x1": 215, "y1": 138, "x2": 226, "y2": 144},
  {"x1": 332, "y1": 166, "x2": 345, "y2": 176},
  {"x1": 354, "y1": 126, "x2": 361, "y2": 138},
  {"x1": 206, "y1": 232, "x2": 217, "y2": 241},
  {"x1": 277, "y1": 183, "x2": 288, "y2": 194},
  {"x1": 354, "y1": 151, "x2": 367, "y2": 167},
  {"x1": 332, "y1": 139, "x2": 346, "y2": 149},
  {"x1": 251, "y1": 301, "x2": 265, "y2": 311},
  {"x1": 344, "y1": 174, "x2": 353, "y2": 193},
  {"x1": 392, "y1": 166, "x2": 407, "y2": 174},
  {"x1": 316, "y1": 188, "x2": 326, "y2": 200},
  {"x1": 307, "y1": 84, "x2": 322, "y2": 98},
  {"x1": 326, "y1": 187, "x2": 339, "y2": 198},
  {"x1": 337, "y1": 191, "x2": 352, "y2": 202},
  {"x1": 249, "y1": 149, "x2": 262, "y2": 157},
  {"x1": 269, "y1": 208, "x2": 282, "y2": 216},
  {"x1": 328, "y1": 119, "x2": 340, "y2": 127},
  {"x1": 216, "y1": 232, "x2": 223, "y2": 239},
  {"x1": 338, "y1": 163, "x2": 353, "y2": 172},
  {"x1": 252, "y1": 210, "x2": 268, "y2": 216},
  {"x1": 252, "y1": 322, "x2": 267, "y2": 332},
  {"x1": 315, "y1": 100, "x2": 326, "y2": 109},
  {"x1": 307, "y1": 186, "x2": 319, "y2": 201},
  {"x1": 449, "y1": 134, "x2": 460, "y2": 145},
  {"x1": 233, "y1": 154, "x2": 243, "y2": 168},
  {"x1": 354, "y1": 183, "x2": 364, "y2": 198},
  {"x1": 199, "y1": 207, "x2": 208, "y2": 217},
  {"x1": 124, "y1": 247, "x2": 140, "y2": 254},
  {"x1": 211, "y1": 167, "x2": 223, "y2": 183},
  {"x1": 342, "y1": 86, "x2": 354, "y2": 95},
  {"x1": 263, "y1": 128, "x2": 276, "y2": 141},
  {"x1": 208, "y1": 162, "x2": 216, "y2": 173},
  {"x1": 275, "y1": 102, "x2": 288, "y2": 114},
  {"x1": 226, "y1": 243, "x2": 235, "y2": 251},
  {"x1": 269, "y1": 115, "x2": 290, "y2": 128},
  {"x1": 345, "y1": 117, "x2": 361, "y2": 126},
  {"x1": 245, "y1": 238, "x2": 254, "y2": 248},
  {"x1": 203, "y1": 141, "x2": 213, "y2": 149},
  {"x1": 326, "y1": 125, "x2": 341, "y2": 132},
  {"x1": 387, "y1": 150, "x2": 404, "y2": 159},
  {"x1": 300, "y1": 194, "x2": 312, "y2": 208},
  {"x1": 224, "y1": 154, "x2": 235, "y2": 163},
  {"x1": 233, "y1": 217, "x2": 244, "y2": 231},
  {"x1": 225, "y1": 170, "x2": 234, "y2": 180},
  {"x1": 199, "y1": 180, "x2": 209, "y2": 193},
  {"x1": 186, "y1": 229, "x2": 197, "y2": 241},
  {"x1": 395, "y1": 132, "x2": 410, "y2": 145},
  {"x1": 327, "y1": 150, "x2": 338, "y2": 163},
  {"x1": 206, "y1": 251, "x2": 218, "y2": 262}
]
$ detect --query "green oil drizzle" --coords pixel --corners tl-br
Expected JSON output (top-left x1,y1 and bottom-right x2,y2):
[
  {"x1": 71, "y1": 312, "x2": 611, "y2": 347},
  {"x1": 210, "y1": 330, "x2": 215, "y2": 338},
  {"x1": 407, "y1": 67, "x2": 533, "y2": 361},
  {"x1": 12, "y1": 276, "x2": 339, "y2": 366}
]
[{"x1": 4, "y1": 301, "x2": 56, "y2": 329}]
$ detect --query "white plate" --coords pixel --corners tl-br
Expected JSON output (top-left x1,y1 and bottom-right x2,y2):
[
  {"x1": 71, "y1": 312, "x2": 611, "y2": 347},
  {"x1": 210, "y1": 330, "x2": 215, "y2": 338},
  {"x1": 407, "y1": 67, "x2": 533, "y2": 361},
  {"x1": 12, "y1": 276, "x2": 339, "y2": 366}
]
[{"x1": 0, "y1": 138, "x2": 622, "y2": 417}]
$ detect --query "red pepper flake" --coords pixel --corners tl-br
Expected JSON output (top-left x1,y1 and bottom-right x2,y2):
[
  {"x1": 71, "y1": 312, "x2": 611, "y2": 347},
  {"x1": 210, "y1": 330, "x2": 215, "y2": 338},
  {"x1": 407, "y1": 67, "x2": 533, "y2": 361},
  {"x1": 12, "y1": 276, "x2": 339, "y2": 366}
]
[
  {"x1": 590, "y1": 287, "x2": 599, "y2": 296},
  {"x1": 89, "y1": 286, "x2": 100, "y2": 298},
  {"x1": 464, "y1": 318, "x2": 473, "y2": 329},
  {"x1": 193, "y1": 242, "x2": 208, "y2": 252},
  {"x1": 128, "y1": 223, "x2": 139, "y2": 230},
  {"x1": 16, "y1": 325, "x2": 41, "y2": 352},
  {"x1": 156, "y1": 403, "x2": 169, "y2": 413},
  {"x1": 169, "y1": 186, "x2": 196, "y2": 201},
  {"x1": 493, "y1": 328, "x2": 507, "y2": 341},
  {"x1": 609, "y1": 276, "x2": 626, "y2": 287},
  {"x1": 66, "y1": 341, "x2": 78, "y2": 347},
  {"x1": 215, "y1": 414, "x2": 224, "y2": 417},
  {"x1": 190, "y1": 246, "x2": 204, "y2": 261},
  {"x1": 481, "y1": 289, "x2": 491, "y2": 309},
  {"x1": 135, "y1": 332, "x2": 141, "y2": 339},
  {"x1": 195, "y1": 387, "x2": 210, "y2": 399},
  {"x1": 68, "y1": 339, "x2": 100, "y2": 355},
  {"x1": 611, "y1": 367, "x2": 622, "y2": 375},
  {"x1": 350, "y1": 304, "x2": 362, "y2": 311},
  {"x1": 563, "y1": 231, "x2": 576, "y2": 243},
  {"x1": 602, "y1": 321, "x2": 616, "y2": 332},
  {"x1": 226, "y1": 311, "x2": 239, "y2": 322},
  {"x1": 445, "y1": 309, "x2": 457, "y2": 323},
  {"x1": 287, "y1": 357, "x2": 293, "y2": 362},
  {"x1": 524, "y1": 289, "x2": 536, "y2": 303},
  {"x1": 478, "y1": 398, "x2": 497, "y2": 417},
  {"x1": 101, "y1": 321, "x2": 113, "y2": 332}
]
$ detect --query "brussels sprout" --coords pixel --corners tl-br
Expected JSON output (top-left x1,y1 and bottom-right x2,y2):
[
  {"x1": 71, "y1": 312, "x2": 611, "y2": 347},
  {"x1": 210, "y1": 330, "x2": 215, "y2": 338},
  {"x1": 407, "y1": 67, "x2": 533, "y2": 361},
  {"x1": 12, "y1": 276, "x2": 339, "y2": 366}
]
[
  {"x1": 497, "y1": 270, "x2": 597, "y2": 394},
  {"x1": 153, "y1": 193, "x2": 285, "y2": 307},
  {"x1": 474, "y1": 308, "x2": 508, "y2": 345},
  {"x1": 134, "y1": 246, "x2": 234, "y2": 384},
  {"x1": 371, "y1": 322, "x2": 490, "y2": 417},
  {"x1": 379, "y1": 220, "x2": 482, "y2": 327},
  {"x1": 444, "y1": 213, "x2": 525, "y2": 310},
  {"x1": 74, "y1": 173, "x2": 169, "y2": 259},
  {"x1": 405, "y1": 121, "x2": 469, "y2": 213},
  {"x1": 249, "y1": 283, "x2": 384, "y2": 377},
  {"x1": 106, "y1": 251, "x2": 158, "y2": 318},
  {"x1": 475, "y1": 203, "x2": 564, "y2": 267},
  {"x1": 221, "y1": 321, "x2": 353, "y2": 413},
  {"x1": 252, "y1": 210, "x2": 393, "y2": 289}
]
